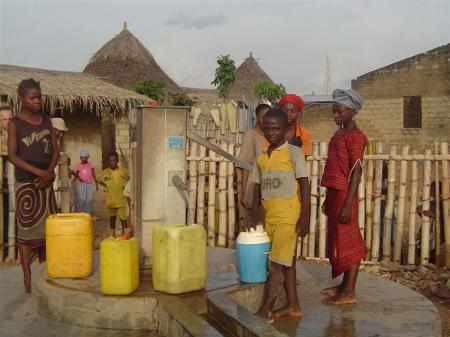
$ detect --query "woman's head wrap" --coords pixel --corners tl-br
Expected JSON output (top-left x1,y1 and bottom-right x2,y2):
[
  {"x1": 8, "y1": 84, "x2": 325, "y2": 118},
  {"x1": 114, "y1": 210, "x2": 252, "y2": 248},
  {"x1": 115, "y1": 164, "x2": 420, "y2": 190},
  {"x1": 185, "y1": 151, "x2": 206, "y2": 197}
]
[
  {"x1": 278, "y1": 94, "x2": 305, "y2": 112},
  {"x1": 80, "y1": 149, "x2": 89, "y2": 158},
  {"x1": 332, "y1": 89, "x2": 363, "y2": 112}
]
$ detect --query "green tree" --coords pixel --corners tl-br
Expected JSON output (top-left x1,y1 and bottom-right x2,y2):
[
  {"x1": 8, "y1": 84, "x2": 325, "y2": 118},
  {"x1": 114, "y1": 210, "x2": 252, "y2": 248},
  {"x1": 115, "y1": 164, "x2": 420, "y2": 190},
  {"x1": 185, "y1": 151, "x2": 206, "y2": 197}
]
[
  {"x1": 133, "y1": 80, "x2": 167, "y2": 103},
  {"x1": 211, "y1": 55, "x2": 236, "y2": 99},
  {"x1": 171, "y1": 93, "x2": 195, "y2": 107},
  {"x1": 255, "y1": 81, "x2": 287, "y2": 103}
]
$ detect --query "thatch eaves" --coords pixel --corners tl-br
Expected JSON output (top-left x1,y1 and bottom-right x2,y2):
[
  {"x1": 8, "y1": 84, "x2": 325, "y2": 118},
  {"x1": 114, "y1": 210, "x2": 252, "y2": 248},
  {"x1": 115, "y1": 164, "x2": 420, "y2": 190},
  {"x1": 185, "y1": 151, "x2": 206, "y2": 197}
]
[
  {"x1": 84, "y1": 23, "x2": 181, "y2": 94},
  {"x1": 0, "y1": 64, "x2": 147, "y2": 116},
  {"x1": 229, "y1": 53, "x2": 274, "y2": 103}
]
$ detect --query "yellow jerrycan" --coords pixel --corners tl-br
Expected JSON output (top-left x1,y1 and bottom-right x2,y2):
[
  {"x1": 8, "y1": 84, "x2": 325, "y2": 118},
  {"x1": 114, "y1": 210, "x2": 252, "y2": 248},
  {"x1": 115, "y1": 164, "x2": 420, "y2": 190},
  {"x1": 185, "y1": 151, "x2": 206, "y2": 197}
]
[
  {"x1": 100, "y1": 237, "x2": 140, "y2": 295},
  {"x1": 46, "y1": 213, "x2": 93, "y2": 278},
  {"x1": 152, "y1": 224, "x2": 207, "y2": 294}
]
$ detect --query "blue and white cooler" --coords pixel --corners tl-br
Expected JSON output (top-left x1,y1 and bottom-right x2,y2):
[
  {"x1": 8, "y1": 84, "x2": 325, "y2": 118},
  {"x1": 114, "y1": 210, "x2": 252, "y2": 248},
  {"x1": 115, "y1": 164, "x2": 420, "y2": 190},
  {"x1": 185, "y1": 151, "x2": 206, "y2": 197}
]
[{"x1": 236, "y1": 225, "x2": 271, "y2": 283}]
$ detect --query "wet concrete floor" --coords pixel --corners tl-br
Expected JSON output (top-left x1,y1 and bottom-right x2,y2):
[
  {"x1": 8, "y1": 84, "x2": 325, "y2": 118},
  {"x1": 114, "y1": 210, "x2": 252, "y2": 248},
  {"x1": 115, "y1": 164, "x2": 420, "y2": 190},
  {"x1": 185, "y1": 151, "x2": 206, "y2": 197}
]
[{"x1": 215, "y1": 261, "x2": 442, "y2": 337}]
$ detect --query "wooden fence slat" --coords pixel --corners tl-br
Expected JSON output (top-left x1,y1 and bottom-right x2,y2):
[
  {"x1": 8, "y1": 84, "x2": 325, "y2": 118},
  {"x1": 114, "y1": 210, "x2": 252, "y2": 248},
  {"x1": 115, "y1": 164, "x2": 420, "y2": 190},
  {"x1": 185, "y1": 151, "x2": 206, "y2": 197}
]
[
  {"x1": 371, "y1": 142, "x2": 383, "y2": 261},
  {"x1": 440, "y1": 142, "x2": 450, "y2": 267},
  {"x1": 207, "y1": 147, "x2": 216, "y2": 246},
  {"x1": 7, "y1": 160, "x2": 15, "y2": 262},
  {"x1": 0, "y1": 156, "x2": 3, "y2": 261},
  {"x1": 383, "y1": 145, "x2": 397, "y2": 261},
  {"x1": 407, "y1": 151, "x2": 419, "y2": 265},
  {"x1": 421, "y1": 149, "x2": 432, "y2": 265},
  {"x1": 394, "y1": 145, "x2": 409, "y2": 263},
  {"x1": 434, "y1": 142, "x2": 441, "y2": 260},
  {"x1": 308, "y1": 142, "x2": 319, "y2": 257},
  {"x1": 318, "y1": 142, "x2": 328, "y2": 259},
  {"x1": 196, "y1": 146, "x2": 207, "y2": 226},
  {"x1": 365, "y1": 154, "x2": 374, "y2": 257},
  {"x1": 217, "y1": 142, "x2": 228, "y2": 247},
  {"x1": 358, "y1": 165, "x2": 366, "y2": 239},
  {"x1": 187, "y1": 141, "x2": 198, "y2": 225},
  {"x1": 227, "y1": 144, "x2": 236, "y2": 247}
]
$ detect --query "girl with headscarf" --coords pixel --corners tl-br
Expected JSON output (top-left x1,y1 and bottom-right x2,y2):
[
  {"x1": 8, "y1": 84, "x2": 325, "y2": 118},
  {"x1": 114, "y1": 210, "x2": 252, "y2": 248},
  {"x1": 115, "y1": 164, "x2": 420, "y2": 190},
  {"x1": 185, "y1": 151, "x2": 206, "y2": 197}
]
[
  {"x1": 72, "y1": 149, "x2": 97, "y2": 214},
  {"x1": 320, "y1": 89, "x2": 368, "y2": 305}
]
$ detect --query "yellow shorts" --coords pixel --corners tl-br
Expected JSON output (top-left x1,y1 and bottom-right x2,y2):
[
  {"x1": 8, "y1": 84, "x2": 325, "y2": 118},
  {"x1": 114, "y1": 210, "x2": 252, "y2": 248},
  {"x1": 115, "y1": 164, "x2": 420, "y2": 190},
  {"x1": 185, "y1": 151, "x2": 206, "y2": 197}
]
[
  {"x1": 107, "y1": 207, "x2": 128, "y2": 221},
  {"x1": 266, "y1": 222, "x2": 297, "y2": 267}
]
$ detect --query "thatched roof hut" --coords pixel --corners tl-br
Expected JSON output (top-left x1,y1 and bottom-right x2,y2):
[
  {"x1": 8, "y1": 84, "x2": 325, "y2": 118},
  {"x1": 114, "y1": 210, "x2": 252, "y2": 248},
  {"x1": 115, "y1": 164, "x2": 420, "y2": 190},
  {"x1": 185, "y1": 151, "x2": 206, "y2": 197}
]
[
  {"x1": 0, "y1": 64, "x2": 147, "y2": 116},
  {"x1": 229, "y1": 53, "x2": 274, "y2": 104},
  {"x1": 83, "y1": 23, "x2": 181, "y2": 95}
]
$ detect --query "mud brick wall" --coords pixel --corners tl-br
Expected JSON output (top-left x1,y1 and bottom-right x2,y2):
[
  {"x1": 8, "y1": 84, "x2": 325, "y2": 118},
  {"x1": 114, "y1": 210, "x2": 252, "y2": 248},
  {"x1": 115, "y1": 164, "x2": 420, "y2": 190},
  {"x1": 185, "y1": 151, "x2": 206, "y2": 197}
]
[{"x1": 115, "y1": 116, "x2": 130, "y2": 166}]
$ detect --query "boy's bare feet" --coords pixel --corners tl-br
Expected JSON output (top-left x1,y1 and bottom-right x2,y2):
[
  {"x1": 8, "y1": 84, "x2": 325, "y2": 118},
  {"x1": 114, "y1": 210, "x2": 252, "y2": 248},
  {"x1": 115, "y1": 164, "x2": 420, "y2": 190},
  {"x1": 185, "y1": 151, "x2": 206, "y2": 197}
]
[
  {"x1": 320, "y1": 285, "x2": 341, "y2": 297},
  {"x1": 273, "y1": 306, "x2": 303, "y2": 319},
  {"x1": 256, "y1": 310, "x2": 274, "y2": 323},
  {"x1": 325, "y1": 292, "x2": 357, "y2": 305}
]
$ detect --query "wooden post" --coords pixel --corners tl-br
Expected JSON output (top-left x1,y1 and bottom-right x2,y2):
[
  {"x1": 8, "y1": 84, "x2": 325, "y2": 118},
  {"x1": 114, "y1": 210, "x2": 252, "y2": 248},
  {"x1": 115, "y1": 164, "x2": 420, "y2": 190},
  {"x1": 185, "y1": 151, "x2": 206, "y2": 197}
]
[
  {"x1": 187, "y1": 142, "x2": 198, "y2": 225},
  {"x1": 371, "y1": 142, "x2": 383, "y2": 261},
  {"x1": 358, "y1": 163, "x2": 366, "y2": 239},
  {"x1": 365, "y1": 149, "x2": 375, "y2": 257},
  {"x1": 59, "y1": 153, "x2": 70, "y2": 213},
  {"x1": 227, "y1": 144, "x2": 236, "y2": 247},
  {"x1": 394, "y1": 145, "x2": 409, "y2": 264},
  {"x1": 196, "y1": 146, "x2": 207, "y2": 226},
  {"x1": 0, "y1": 156, "x2": 3, "y2": 261},
  {"x1": 302, "y1": 159, "x2": 312, "y2": 257},
  {"x1": 407, "y1": 151, "x2": 419, "y2": 265},
  {"x1": 207, "y1": 147, "x2": 217, "y2": 246},
  {"x1": 308, "y1": 142, "x2": 319, "y2": 257},
  {"x1": 217, "y1": 142, "x2": 228, "y2": 247},
  {"x1": 434, "y1": 142, "x2": 441, "y2": 260},
  {"x1": 382, "y1": 145, "x2": 397, "y2": 261},
  {"x1": 7, "y1": 160, "x2": 15, "y2": 262},
  {"x1": 440, "y1": 142, "x2": 450, "y2": 267},
  {"x1": 420, "y1": 149, "x2": 432, "y2": 265},
  {"x1": 318, "y1": 142, "x2": 328, "y2": 259}
]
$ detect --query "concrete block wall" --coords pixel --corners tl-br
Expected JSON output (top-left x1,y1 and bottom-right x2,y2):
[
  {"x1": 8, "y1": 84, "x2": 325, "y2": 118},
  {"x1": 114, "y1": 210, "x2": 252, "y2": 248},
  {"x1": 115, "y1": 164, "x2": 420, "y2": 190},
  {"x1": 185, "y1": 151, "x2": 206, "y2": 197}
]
[{"x1": 302, "y1": 95, "x2": 450, "y2": 151}]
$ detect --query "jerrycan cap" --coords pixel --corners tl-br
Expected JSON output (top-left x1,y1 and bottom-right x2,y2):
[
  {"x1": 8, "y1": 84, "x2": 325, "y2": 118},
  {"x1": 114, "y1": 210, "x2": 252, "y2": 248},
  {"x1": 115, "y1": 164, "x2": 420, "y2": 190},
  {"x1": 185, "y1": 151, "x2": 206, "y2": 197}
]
[{"x1": 237, "y1": 224, "x2": 270, "y2": 245}]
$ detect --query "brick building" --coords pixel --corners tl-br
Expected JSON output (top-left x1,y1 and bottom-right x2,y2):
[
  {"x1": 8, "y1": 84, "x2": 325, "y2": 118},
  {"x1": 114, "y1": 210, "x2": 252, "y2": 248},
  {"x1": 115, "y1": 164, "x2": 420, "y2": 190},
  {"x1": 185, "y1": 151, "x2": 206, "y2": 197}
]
[{"x1": 303, "y1": 44, "x2": 450, "y2": 150}]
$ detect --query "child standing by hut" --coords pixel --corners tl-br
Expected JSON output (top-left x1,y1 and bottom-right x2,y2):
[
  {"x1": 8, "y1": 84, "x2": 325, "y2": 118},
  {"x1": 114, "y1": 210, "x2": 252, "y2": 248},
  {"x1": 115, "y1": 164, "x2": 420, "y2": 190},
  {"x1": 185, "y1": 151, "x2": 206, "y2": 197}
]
[
  {"x1": 250, "y1": 107, "x2": 310, "y2": 321},
  {"x1": 8, "y1": 79, "x2": 59, "y2": 293},
  {"x1": 98, "y1": 152, "x2": 129, "y2": 237},
  {"x1": 73, "y1": 149, "x2": 97, "y2": 214},
  {"x1": 320, "y1": 89, "x2": 368, "y2": 305}
]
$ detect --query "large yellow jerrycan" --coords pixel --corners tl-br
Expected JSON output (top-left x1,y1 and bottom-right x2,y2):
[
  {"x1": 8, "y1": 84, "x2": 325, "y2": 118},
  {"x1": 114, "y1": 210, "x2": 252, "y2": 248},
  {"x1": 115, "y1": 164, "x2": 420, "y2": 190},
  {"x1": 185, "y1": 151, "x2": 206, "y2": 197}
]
[
  {"x1": 152, "y1": 224, "x2": 207, "y2": 294},
  {"x1": 100, "y1": 237, "x2": 140, "y2": 295},
  {"x1": 46, "y1": 213, "x2": 93, "y2": 278}
]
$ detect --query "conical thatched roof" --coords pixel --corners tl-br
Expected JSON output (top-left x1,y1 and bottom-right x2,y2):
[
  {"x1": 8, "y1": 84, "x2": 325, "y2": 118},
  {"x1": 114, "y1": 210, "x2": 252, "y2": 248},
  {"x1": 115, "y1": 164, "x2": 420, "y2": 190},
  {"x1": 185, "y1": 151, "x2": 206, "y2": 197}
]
[
  {"x1": 229, "y1": 53, "x2": 274, "y2": 103},
  {"x1": 84, "y1": 23, "x2": 181, "y2": 94}
]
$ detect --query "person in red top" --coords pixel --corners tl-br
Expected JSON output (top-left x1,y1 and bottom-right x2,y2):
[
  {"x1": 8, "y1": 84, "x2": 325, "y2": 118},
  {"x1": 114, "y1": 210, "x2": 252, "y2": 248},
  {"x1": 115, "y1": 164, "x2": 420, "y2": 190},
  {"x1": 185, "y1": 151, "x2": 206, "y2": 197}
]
[
  {"x1": 320, "y1": 89, "x2": 368, "y2": 305},
  {"x1": 278, "y1": 94, "x2": 312, "y2": 156}
]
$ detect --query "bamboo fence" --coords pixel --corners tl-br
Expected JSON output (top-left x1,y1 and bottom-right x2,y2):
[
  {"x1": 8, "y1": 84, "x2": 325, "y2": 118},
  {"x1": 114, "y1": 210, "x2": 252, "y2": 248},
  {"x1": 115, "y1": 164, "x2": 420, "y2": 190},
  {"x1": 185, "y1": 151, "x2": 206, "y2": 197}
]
[{"x1": 185, "y1": 140, "x2": 450, "y2": 267}]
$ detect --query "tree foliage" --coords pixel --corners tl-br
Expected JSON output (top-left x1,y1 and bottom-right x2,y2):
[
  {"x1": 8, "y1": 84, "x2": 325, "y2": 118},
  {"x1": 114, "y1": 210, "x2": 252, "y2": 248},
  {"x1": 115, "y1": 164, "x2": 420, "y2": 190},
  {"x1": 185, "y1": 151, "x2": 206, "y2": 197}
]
[
  {"x1": 133, "y1": 80, "x2": 167, "y2": 102},
  {"x1": 211, "y1": 55, "x2": 236, "y2": 99},
  {"x1": 254, "y1": 81, "x2": 287, "y2": 103},
  {"x1": 171, "y1": 93, "x2": 195, "y2": 107}
]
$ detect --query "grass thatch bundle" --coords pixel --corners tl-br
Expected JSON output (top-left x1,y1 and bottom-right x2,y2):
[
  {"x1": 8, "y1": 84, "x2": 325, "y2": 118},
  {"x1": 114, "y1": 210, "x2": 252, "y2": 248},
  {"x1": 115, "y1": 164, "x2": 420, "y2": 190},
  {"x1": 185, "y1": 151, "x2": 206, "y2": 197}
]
[{"x1": 0, "y1": 64, "x2": 147, "y2": 116}]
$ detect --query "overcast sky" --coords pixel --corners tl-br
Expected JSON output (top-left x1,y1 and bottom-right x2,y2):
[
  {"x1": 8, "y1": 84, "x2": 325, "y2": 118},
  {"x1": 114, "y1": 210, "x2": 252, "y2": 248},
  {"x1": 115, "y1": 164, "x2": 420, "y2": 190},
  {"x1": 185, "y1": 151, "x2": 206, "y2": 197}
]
[{"x1": 1, "y1": 0, "x2": 449, "y2": 94}]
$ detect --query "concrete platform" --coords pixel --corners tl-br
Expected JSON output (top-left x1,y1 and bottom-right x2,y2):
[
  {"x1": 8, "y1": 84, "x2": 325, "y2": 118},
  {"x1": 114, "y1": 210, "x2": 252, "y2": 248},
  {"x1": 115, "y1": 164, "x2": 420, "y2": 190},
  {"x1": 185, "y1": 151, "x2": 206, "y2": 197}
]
[
  {"x1": 208, "y1": 261, "x2": 442, "y2": 337},
  {"x1": 2, "y1": 248, "x2": 442, "y2": 337},
  {"x1": 32, "y1": 248, "x2": 238, "y2": 332}
]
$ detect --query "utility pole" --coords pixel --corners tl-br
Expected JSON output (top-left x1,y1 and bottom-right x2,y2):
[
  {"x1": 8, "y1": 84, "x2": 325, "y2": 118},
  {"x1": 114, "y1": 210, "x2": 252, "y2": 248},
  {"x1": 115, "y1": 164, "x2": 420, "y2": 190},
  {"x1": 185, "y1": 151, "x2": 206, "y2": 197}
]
[{"x1": 322, "y1": 54, "x2": 332, "y2": 95}]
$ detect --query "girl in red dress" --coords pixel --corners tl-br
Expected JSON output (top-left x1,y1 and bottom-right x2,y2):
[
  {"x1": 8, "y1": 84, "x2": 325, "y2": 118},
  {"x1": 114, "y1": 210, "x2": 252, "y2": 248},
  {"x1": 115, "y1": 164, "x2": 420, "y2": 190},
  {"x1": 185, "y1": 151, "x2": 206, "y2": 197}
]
[{"x1": 321, "y1": 89, "x2": 368, "y2": 305}]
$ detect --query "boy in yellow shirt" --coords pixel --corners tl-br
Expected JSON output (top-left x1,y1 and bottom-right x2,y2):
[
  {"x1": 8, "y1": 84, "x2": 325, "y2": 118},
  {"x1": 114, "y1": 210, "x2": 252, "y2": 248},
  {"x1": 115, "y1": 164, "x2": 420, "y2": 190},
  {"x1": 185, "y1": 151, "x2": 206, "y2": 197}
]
[
  {"x1": 98, "y1": 152, "x2": 130, "y2": 237},
  {"x1": 250, "y1": 107, "x2": 310, "y2": 322}
]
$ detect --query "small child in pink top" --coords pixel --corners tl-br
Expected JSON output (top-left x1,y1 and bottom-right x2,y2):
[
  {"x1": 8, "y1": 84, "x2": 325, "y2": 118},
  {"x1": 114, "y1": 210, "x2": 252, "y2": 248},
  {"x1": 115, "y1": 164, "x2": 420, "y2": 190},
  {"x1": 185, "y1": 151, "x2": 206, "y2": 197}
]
[{"x1": 72, "y1": 149, "x2": 97, "y2": 214}]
